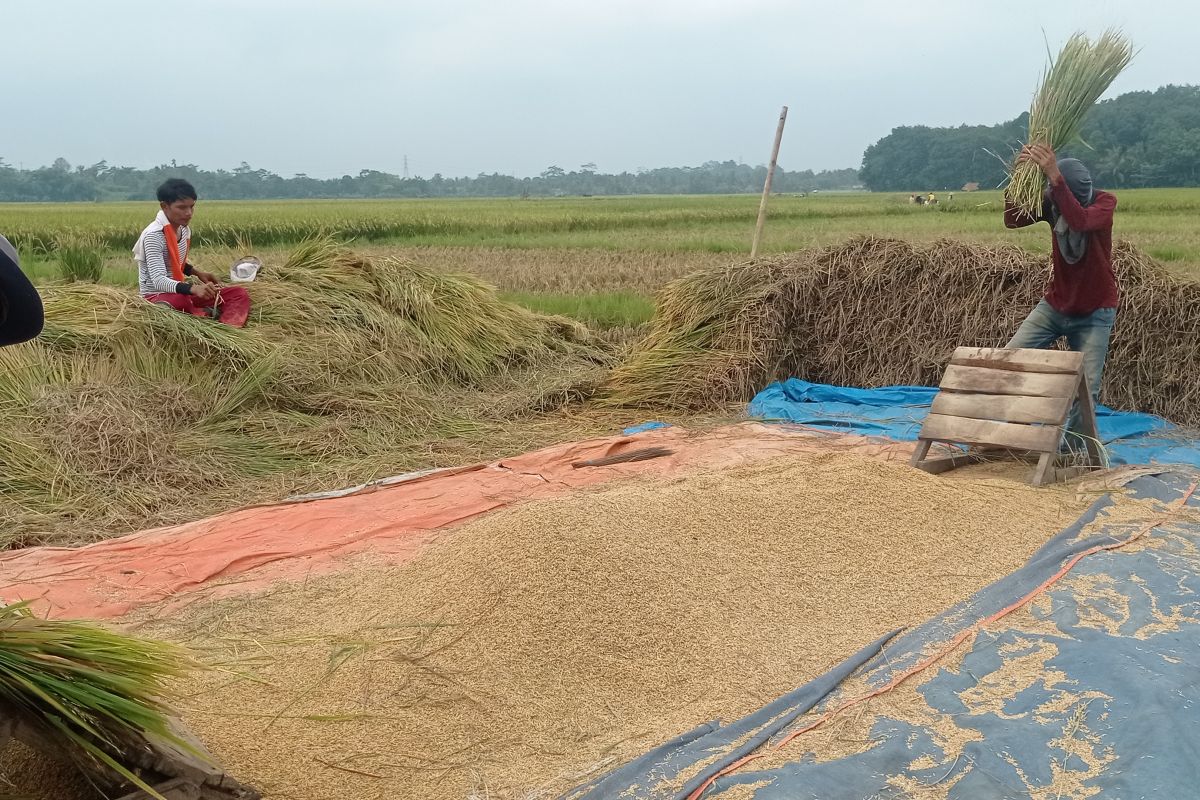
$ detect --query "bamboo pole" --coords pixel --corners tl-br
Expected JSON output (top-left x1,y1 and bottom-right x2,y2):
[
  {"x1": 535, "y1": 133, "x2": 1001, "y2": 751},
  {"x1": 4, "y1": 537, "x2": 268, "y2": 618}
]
[{"x1": 750, "y1": 105, "x2": 788, "y2": 260}]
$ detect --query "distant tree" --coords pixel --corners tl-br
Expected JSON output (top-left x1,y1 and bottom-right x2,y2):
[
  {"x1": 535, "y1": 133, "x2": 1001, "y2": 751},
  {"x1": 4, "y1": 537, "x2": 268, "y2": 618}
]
[
  {"x1": 859, "y1": 85, "x2": 1200, "y2": 191},
  {"x1": 0, "y1": 152, "x2": 868, "y2": 201}
]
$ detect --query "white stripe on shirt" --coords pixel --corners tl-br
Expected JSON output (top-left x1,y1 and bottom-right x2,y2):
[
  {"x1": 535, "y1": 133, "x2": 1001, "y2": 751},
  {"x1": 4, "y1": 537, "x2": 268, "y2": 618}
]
[{"x1": 138, "y1": 225, "x2": 189, "y2": 296}]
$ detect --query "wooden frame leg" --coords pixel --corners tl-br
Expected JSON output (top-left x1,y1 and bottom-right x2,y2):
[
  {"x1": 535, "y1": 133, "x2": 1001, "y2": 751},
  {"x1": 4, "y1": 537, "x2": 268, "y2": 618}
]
[
  {"x1": 911, "y1": 440, "x2": 984, "y2": 475},
  {"x1": 909, "y1": 439, "x2": 933, "y2": 467},
  {"x1": 1074, "y1": 373, "x2": 1103, "y2": 467},
  {"x1": 1032, "y1": 451, "x2": 1057, "y2": 486}
]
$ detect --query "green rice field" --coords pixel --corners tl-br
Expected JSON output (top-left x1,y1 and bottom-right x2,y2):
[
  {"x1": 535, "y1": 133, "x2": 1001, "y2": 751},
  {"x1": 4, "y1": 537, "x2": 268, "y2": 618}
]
[{"x1": 5, "y1": 188, "x2": 1200, "y2": 330}]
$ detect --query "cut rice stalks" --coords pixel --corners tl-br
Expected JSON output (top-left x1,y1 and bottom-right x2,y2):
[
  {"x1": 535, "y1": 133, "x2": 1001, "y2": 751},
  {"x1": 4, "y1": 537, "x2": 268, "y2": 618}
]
[
  {"x1": 1008, "y1": 29, "x2": 1133, "y2": 216},
  {"x1": 0, "y1": 601, "x2": 196, "y2": 799}
]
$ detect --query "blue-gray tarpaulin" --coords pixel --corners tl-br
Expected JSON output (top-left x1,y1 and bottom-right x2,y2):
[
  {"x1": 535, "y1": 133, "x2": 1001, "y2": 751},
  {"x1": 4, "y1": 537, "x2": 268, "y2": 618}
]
[
  {"x1": 748, "y1": 379, "x2": 1200, "y2": 468},
  {"x1": 571, "y1": 404, "x2": 1200, "y2": 798}
]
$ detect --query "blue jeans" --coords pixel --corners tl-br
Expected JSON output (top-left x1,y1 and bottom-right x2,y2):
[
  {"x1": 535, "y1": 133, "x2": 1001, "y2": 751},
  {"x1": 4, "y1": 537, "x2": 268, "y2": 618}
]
[{"x1": 1006, "y1": 300, "x2": 1116, "y2": 435}]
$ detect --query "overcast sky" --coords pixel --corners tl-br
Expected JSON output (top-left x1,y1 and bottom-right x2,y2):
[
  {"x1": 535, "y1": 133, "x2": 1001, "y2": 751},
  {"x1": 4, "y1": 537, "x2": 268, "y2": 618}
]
[{"x1": 2, "y1": 1, "x2": 1194, "y2": 179}]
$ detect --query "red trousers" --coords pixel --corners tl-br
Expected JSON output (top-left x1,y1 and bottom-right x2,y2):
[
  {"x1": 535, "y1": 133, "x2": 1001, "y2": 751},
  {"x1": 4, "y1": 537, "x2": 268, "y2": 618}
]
[{"x1": 144, "y1": 285, "x2": 251, "y2": 328}]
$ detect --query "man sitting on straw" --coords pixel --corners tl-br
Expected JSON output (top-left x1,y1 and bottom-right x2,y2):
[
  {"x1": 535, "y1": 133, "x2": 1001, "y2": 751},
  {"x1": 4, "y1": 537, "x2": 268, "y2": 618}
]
[
  {"x1": 1004, "y1": 143, "x2": 1117, "y2": 438},
  {"x1": 133, "y1": 179, "x2": 251, "y2": 327}
]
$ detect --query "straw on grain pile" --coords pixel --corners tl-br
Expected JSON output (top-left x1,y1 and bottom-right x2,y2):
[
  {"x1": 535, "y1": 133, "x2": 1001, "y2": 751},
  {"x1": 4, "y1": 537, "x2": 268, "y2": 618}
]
[
  {"x1": 44, "y1": 451, "x2": 1094, "y2": 800},
  {"x1": 0, "y1": 239, "x2": 606, "y2": 547},
  {"x1": 603, "y1": 236, "x2": 1200, "y2": 425}
]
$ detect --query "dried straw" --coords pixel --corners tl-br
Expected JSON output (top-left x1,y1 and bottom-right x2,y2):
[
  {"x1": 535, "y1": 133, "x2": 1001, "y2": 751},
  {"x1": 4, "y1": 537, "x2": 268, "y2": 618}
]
[{"x1": 602, "y1": 236, "x2": 1200, "y2": 426}]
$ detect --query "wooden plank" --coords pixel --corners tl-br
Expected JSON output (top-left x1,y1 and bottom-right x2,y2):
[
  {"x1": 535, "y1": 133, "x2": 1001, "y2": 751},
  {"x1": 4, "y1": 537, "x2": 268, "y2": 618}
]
[
  {"x1": 950, "y1": 347, "x2": 1083, "y2": 374},
  {"x1": 912, "y1": 451, "x2": 984, "y2": 475},
  {"x1": 919, "y1": 413, "x2": 1063, "y2": 453},
  {"x1": 939, "y1": 364, "x2": 1079, "y2": 398},
  {"x1": 930, "y1": 392, "x2": 1071, "y2": 425}
]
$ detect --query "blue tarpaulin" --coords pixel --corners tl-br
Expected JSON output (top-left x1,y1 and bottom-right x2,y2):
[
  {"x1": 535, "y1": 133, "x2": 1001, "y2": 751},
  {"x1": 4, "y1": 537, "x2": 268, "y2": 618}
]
[
  {"x1": 568, "y1": 469, "x2": 1200, "y2": 799},
  {"x1": 748, "y1": 379, "x2": 1200, "y2": 468}
]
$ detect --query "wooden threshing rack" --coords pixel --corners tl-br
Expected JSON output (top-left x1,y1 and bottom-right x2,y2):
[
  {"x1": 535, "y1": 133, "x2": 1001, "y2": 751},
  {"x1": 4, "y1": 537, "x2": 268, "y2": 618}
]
[{"x1": 911, "y1": 347, "x2": 1103, "y2": 486}]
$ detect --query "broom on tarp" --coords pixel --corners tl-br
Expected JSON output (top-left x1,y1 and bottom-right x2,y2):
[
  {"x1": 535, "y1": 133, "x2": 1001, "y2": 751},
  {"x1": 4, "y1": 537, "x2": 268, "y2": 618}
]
[{"x1": 1007, "y1": 29, "x2": 1134, "y2": 217}]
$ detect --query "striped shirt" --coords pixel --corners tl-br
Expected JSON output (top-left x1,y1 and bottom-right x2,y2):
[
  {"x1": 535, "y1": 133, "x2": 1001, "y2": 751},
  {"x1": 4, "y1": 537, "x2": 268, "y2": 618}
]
[{"x1": 138, "y1": 225, "x2": 190, "y2": 296}]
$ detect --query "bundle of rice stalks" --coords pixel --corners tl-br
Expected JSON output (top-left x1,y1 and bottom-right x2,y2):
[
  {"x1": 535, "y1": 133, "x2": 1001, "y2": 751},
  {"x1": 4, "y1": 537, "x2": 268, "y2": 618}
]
[
  {"x1": 38, "y1": 283, "x2": 263, "y2": 371},
  {"x1": 597, "y1": 258, "x2": 809, "y2": 409},
  {"x1": 0, "y1": 601, "x2": 193, "y2": 798},
  {"x1": 603, "y1": 236, "x2": 1200, "y2": 426},
  {"x1": 1008, "y1": 30, "x2": 1133, "y2": 216}
]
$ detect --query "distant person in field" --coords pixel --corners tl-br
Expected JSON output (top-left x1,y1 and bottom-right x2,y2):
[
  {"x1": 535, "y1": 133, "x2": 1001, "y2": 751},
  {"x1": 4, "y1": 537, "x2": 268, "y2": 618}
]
[
  {"x1": 0, "y1": 234, "x2": 44, "y2": 347},
  {"x1": 133, "y1": 179, "x2": 251, "y2": 327},
  {"x1": 1004, "y1": 143, "x2": 1117, "y2": 435}
]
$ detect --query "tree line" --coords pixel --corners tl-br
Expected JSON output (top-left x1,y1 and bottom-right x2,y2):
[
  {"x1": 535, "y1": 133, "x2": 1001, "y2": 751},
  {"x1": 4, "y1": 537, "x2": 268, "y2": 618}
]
[
  {"x1": 0, "y1": 157, "x2": 860, "y2": 203},
  {"x1": 860, "y1": 85, "x2": 1200, "y2": 192},
  {"x1": 5, "y1": 83, "x2": 1195, "y2": 201}
]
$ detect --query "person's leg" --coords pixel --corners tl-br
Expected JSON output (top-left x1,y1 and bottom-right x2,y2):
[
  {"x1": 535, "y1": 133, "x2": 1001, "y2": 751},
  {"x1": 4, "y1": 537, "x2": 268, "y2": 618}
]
[
  {"x1": 145, "y1": 292, "x2": 211, "y2": 318},
  {"x1": 1064, "y1": 307, "x2": 1116, "y2": 435},
  {"x1": 1006, "y1": 299, "x2": 1064, "y2": 349},
  {"x1": 985, "y1": 300, "x2": 1070, "y2": 454},
  {"x1": 213, "y1": 286, "x2": 251, "y2": 328}
]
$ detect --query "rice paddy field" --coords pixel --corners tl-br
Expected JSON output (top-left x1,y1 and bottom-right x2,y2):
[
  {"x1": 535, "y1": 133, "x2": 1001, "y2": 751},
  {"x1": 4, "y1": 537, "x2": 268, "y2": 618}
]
[
  {"x1": 3, "y1": 189, "x2": 1200, "y2": 549},
  {"x1": 5, "y1": 189, "x2": 1200, "y2": 330}
]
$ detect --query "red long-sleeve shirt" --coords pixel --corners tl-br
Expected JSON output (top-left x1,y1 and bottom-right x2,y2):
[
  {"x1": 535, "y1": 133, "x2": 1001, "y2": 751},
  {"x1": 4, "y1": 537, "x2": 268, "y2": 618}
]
[{"x1": 1004, "y1": 179, "x2": 1118, "y2": 315}]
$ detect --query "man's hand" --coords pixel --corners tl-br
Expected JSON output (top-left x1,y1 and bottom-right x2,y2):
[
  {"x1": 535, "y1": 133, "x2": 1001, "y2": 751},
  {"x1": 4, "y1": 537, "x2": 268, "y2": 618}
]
[
  {"x1": 191, "y1": 282, "x2": 218, "y2": 302},
  {"x1": 1016, "y1": 143, "x2": 1062, "y2": 184},
  {"x1": 185, "y1": 263, "x2": 220, "y2": 285}
]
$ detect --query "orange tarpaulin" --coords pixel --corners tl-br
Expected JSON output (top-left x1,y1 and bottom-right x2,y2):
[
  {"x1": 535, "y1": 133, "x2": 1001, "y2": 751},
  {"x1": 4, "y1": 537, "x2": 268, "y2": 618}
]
[{"x1": 0, "y1": 424, "x2": 913, "y2": 620}]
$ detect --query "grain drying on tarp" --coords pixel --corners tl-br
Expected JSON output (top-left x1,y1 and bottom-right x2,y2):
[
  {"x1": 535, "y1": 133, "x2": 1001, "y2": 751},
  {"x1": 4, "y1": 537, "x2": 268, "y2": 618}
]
[
  {"x1": 0, "y1": 238, "x2": 606, "y2": 547},
  {"x1": 80, "y1": 451, "x2": 1094, "y2": 800},
  {"x1": 603, "y1": 236, "x2": 1200, "y2": 425}
]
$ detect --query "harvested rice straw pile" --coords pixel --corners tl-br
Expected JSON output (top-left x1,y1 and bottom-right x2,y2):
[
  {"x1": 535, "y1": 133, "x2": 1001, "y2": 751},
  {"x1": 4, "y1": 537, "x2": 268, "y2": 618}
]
[
  {"x1": 1, "y1": 238, "x2": 605, "y2": 547},
  {"x1": 88, "y1": 450, "x2": 1096, "y2": 800},
  {"x1": 603, "y1": 237, "x2": 1200, "y2": 426}
]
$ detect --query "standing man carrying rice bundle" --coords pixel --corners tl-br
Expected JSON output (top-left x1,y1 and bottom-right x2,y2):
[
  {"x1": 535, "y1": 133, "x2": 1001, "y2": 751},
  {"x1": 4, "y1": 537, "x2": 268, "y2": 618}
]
[
  {"x1": 134, "y1": 179, "x2": 251, "y2": 327},
  {"x1": 1004, "y1": 144, "x2": 1117, "y2": 440}
]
